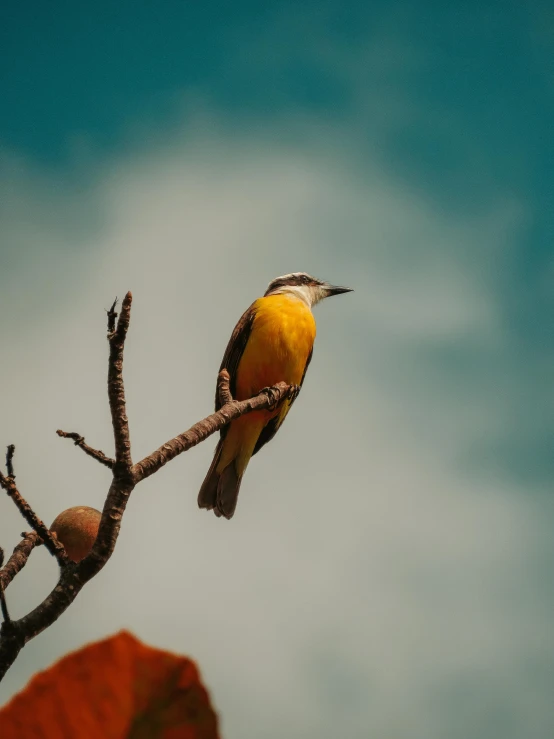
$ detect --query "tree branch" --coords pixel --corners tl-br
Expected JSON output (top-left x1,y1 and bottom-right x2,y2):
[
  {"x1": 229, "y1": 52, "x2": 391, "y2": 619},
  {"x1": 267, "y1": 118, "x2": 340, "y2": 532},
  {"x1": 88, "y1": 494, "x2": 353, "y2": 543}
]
[
  {"x1": 0, "y1": 590, "x2": 9, "y2": 624},
  {"x1": 5, "y1": 445, "x2": 15, "y2": 479},
  {"x1": 106, "y1": 297, "x2": 118, "y2": 333},
  {"x1": 0, "y1": 533, "x2": 40, "y2": 594},
  {"x1": 133, "y1": 378, "x2": 292, "y2": 483},
  {"x1": 0, "y1": 548, "x2": 9, "y2": 624},
  {"x1": 0, "y1": 470, "x2": 67, "y2": 565},
  {"x1": 56, "y1": 430, "x2": 114, "y2": 469},
  {"x1": 108, "y1": 291, "x2": 133, "y2": 471},
  {"x1": 0, "y1": 291, "x2": 294, "y2": 682},
  {"x1": 0, "y1": 533, "x2": 41, "y2": 626}
]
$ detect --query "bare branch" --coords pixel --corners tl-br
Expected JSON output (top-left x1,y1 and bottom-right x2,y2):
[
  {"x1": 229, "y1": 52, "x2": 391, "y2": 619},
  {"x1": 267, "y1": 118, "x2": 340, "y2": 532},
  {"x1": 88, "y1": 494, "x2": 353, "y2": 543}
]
[
  {"x1": 0, "y1": 380, "x2": 294, "y2": 678},
  {"x1": 133, "y1": 381, "x2": 293, "y2": 483},
  {"x1": 0, "y1": 533, "x2": 40, "y2": 593},
  {"x1": 0, "y1": 533, "x2": 41, "y2": 625},
  {"x1": 0, "y1": 464, "x2": 67, "y2": 565},
  {"x1": 0, "y1": 560, "x2": 82, "y2": 677},
  {"x1": 0, "y1": 548, "x2": 9, "y2": 623},
  {"x1": 5, "y1": 446, "x2": 15, "y2": 479},
  {"x1": 0, "y1": 588, "x2": 9, "y2": 624},
  {"x1": 106, "y1": 297, "x2": 118, "y2": 333},
  {"x1": 56, "y1": 430, "x2": 114, "y2": 469},
  {"x1": 0, "y1": 291, "x2": 297, "y2": 682},
  {"x1": 82, "y1": 478, "x2": 134, "y2": 575},
  {"x1": 108, "y1": 291, "x2": 133, "y2": 471}
]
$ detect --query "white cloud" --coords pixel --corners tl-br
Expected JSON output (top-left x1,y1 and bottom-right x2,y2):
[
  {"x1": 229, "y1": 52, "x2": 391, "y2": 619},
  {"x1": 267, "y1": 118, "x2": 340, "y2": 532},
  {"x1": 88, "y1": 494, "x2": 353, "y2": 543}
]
[{"x1": 0, "y1": 125, "x2": 550, "y2": 739}]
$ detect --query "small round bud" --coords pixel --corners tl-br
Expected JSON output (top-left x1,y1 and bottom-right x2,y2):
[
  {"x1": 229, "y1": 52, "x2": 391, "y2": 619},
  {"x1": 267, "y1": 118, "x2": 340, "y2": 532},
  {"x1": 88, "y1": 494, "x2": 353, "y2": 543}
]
[{"x1": 50, "y1": 506, "x2": 102, "y2": 563}]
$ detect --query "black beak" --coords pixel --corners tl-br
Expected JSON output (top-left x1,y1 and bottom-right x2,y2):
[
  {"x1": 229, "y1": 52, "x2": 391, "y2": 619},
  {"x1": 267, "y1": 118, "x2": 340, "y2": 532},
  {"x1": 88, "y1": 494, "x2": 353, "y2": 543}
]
[{"x1": 324, "y1": 284, "x2": 353, "y2": 297}]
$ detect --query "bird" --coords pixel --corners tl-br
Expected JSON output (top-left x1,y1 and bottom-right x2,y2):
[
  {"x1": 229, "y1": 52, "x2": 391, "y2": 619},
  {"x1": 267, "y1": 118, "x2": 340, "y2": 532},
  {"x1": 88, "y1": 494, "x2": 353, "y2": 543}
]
[{"x1": 198, "y1": 272, "x2": 352, "y2": 519}]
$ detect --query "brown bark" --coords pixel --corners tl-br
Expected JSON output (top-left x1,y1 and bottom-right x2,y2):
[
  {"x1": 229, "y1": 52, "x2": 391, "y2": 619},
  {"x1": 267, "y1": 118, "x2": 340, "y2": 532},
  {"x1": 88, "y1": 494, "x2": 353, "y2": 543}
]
[
  {"x1": 55, "y1": 431, "x2": 114, "y2": 469},
  {"x1": 0, "y1": 533, "x2": 40, "y2": 593},
  {"x1": 0, "y1": 472, "x2": 67, "y2": 564},
  {"x1": 0, "y1": 292, "x2": 293, "y2": 681}
]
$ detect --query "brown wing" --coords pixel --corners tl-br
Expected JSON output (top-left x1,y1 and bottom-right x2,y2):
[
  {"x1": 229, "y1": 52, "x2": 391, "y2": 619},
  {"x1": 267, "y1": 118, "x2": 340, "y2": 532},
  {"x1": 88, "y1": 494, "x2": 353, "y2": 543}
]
[
  {"x1": 216, "y1": 302, "x2": 257, "y2": 437},
  {"x1": 252, "y1": 346, "x2": 313, "y2": 456}
]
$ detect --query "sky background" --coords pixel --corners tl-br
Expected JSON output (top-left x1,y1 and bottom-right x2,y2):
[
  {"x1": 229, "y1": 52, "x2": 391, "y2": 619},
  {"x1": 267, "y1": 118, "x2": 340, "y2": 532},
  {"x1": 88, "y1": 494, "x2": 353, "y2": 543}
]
[{"x1": 1, "y1": 2, "x2": 553, "y2": 737}]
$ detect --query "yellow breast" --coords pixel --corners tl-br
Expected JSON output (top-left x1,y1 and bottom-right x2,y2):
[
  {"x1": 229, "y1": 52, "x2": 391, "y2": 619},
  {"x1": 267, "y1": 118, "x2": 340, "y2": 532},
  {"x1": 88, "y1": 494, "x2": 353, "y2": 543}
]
[{"x1": 235, "y1": 294, "x2": 316, "y2": 400}]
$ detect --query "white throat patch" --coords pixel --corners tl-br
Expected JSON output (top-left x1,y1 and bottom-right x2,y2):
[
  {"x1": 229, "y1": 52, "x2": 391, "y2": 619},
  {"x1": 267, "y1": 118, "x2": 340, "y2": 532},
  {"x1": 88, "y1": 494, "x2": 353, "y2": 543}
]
[{"x1": 269, "y1": 284, "x2": 327, "y2": 308}]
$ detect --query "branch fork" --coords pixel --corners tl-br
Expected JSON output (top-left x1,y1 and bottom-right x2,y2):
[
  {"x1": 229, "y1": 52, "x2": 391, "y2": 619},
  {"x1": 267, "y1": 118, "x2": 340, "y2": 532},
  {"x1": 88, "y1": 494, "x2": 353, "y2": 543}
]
[{"x1": 0, "y1": 291, "x2": 293, "y2": 681}]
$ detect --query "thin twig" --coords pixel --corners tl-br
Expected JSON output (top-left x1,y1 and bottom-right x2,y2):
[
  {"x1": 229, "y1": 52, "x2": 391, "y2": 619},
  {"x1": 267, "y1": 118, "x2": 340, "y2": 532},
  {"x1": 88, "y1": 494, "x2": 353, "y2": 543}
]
[
  {"x1": 106, "y1": 297, "x2": 118, "y2": 334},
  {"x1": 108, "y1": 291, "x2": 133, "y2": 471},
  {"x1": 5, "y1": 446, "x2": 15, "y2": 479},
  {"x1": 0, "y1": 473, "x2": 67, "y2": 565},
  {"x1": 0, "y1": 594, "x2": 10, "y2": 625},
  {"x1": 0, "y1": 548, "x2": 8, "y2": 623},
  {"x1": 56, "y1": 430, "x2": 114, "y2": 469},
  {"x1": 0, "y1": 533, "x2": 40, "y2": 593}
]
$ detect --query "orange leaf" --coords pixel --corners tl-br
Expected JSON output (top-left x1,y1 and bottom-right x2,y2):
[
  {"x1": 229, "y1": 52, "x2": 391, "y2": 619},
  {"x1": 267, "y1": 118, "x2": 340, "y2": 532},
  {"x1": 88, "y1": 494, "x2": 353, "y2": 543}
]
[{"x1": 0, "y1": 631, "x2": 220, "y2": 738}]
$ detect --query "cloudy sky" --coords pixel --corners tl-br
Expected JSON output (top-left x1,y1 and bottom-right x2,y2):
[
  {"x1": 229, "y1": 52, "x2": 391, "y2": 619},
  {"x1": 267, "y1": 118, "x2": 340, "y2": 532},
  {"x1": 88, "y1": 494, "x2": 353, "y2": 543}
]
[{"x1": 1, "y1": 2, "x2": 553, "y2": 737}]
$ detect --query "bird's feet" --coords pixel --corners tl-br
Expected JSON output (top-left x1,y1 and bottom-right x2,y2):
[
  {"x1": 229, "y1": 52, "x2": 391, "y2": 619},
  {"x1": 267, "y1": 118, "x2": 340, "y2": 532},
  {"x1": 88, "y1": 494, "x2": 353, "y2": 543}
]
[
  {"x1": 260, "y1": 383, "x2": 300, "y2": 411},
  {"x1": 259, "y1": 385, "x2": 285, "y2": 411},
  {"x1": 260, "y1": 385, "x2": 281, "y2": 411},
  {"x1": 288, "y1": 384, "x2": 301, "y2": 403},
  {"x1": 217, "y1": 369, "x2": 233, "y2": 405}
]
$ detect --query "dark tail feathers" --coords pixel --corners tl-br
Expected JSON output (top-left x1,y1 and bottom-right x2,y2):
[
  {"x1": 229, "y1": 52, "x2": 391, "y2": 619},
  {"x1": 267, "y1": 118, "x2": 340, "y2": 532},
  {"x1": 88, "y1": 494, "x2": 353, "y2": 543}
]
[{"x1": 198, "y1": 440, "x2": 243, "y2": 519}]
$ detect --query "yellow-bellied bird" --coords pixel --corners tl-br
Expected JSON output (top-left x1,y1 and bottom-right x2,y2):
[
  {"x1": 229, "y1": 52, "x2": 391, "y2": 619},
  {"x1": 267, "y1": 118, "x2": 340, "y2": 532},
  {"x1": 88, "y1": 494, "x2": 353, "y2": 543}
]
[{"x1": 198, "y1": 272, "x2": 352, "y2": 519}]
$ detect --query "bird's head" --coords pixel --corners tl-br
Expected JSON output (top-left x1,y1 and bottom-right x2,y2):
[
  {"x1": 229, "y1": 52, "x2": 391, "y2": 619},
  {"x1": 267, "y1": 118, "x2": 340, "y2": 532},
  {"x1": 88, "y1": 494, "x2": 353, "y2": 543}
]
[{"x1": 264, "y1": 272, "x2": 353, "y2": 308}]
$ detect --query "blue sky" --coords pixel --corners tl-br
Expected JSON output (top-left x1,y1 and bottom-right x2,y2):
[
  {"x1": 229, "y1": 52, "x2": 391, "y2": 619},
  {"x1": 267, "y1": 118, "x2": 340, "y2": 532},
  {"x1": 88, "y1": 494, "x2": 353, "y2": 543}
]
[
  {"x1": 1, "y1": 3, "x2": 553, "y2": 738},
  {"x1": 2, "y1": 1, "x2": 553, "y2": 485}
]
